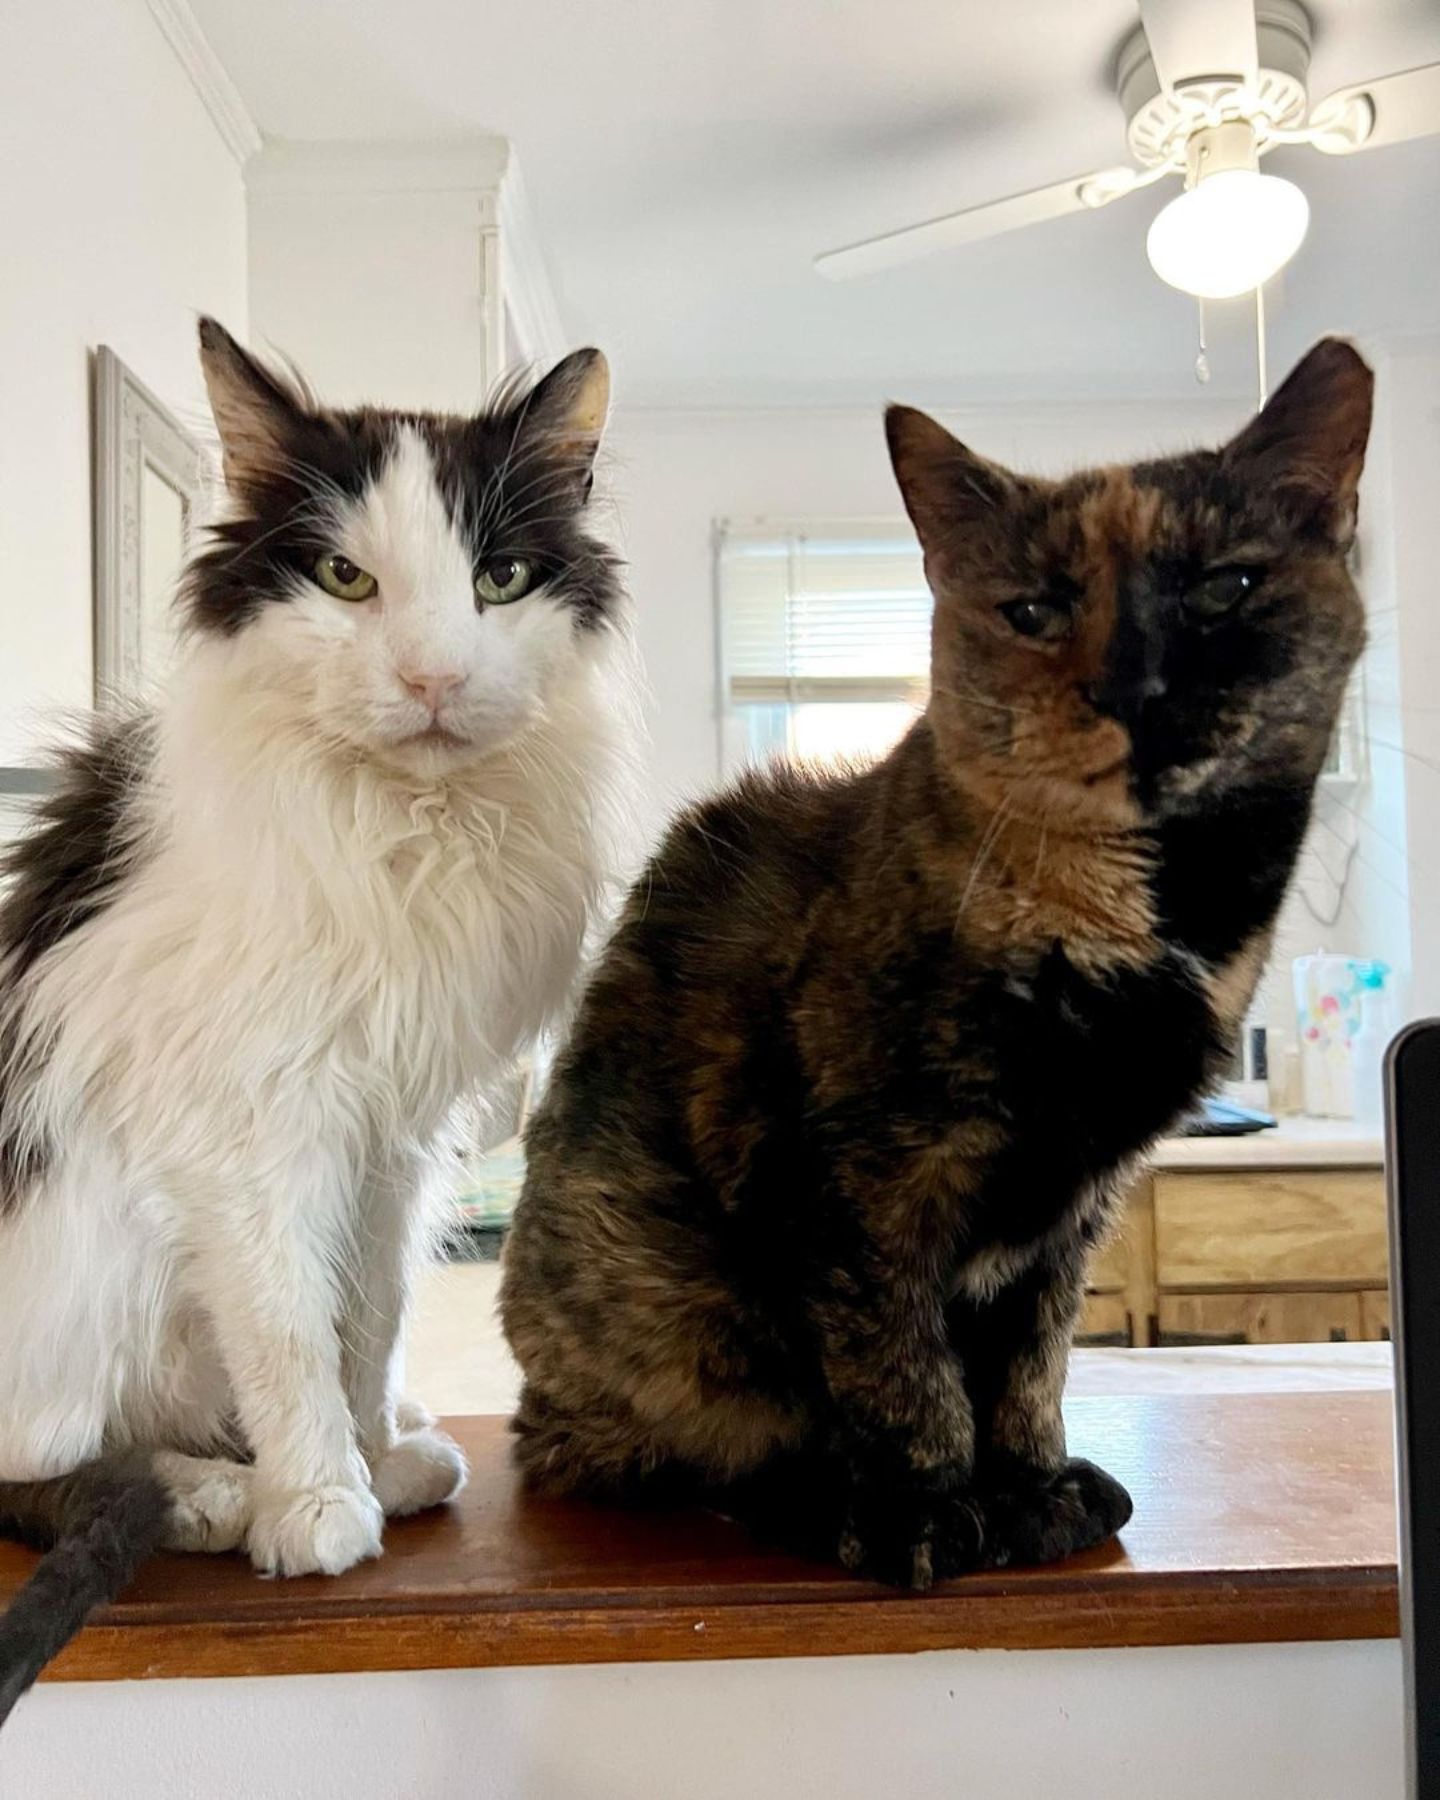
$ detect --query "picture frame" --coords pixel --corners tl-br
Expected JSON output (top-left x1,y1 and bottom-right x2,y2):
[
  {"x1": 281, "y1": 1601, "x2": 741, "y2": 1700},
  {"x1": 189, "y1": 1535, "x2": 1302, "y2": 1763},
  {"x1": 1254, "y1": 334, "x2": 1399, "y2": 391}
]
[{"x1": 93, "y1": 346, "x2": 210, "y2": 702}]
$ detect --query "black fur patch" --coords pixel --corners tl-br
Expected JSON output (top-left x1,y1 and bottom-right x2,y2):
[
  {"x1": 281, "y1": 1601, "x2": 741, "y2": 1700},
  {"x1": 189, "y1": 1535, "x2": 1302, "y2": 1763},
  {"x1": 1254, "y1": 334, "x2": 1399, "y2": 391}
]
[
  {"x1": 0, "y1": 713, "x2": 154, "y2": 1211},
  {"x1": 185, "y1": 357, "x2": 621, "y2": 640}
]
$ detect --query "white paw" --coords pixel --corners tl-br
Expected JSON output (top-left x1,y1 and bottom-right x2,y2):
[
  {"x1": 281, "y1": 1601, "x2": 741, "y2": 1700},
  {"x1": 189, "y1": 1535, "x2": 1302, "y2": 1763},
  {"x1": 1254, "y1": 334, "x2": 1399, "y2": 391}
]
[
  {"x1": 248, "y1": 1481, "x2": 384, "y2": 1576},
  {"x1": 370, "y1": 1427, "x2": 468, "y2": 1518},
  {"x1": 157, "y1": 1456, "x2": 255, "y2": 1554},
  {"x1": 393, "y1": 1395, "x2": 437, "y2": 1435}
]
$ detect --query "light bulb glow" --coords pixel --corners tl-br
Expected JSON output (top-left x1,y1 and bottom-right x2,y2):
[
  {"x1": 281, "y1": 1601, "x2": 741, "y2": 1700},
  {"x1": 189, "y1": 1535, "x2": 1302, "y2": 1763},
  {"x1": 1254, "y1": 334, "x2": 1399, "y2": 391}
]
[{"x1": 1146, "y1": 169, "x2": 1310, "y2": 300}]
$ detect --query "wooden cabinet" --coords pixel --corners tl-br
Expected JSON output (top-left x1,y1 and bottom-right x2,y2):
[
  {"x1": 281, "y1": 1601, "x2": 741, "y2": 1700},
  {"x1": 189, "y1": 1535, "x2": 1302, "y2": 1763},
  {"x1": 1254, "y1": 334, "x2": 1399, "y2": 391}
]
[
  {"x1": 1156, "y1": 1291, "x2": 1364, "y2": 1345},
  {"x1": 1360, "y1": 1289, "x2": 1391, "y2": 1341},
  {"x1": 1075, "y1": 1292, "x2": 1133, "y2": 1347},
  {"x1": 1152, "y1": 1171, "x2": 1388, "y2": 1288},
  {"x1": 1082, "y1": 1161, "x2": 1388, "y2": 1348}
]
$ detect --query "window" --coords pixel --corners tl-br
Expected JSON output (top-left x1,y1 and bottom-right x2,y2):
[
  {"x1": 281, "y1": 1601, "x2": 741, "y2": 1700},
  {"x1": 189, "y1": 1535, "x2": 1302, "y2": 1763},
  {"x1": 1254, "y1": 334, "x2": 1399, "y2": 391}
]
[{"x1": 715, "y1": 519, "x2": 931, "y2": 773}]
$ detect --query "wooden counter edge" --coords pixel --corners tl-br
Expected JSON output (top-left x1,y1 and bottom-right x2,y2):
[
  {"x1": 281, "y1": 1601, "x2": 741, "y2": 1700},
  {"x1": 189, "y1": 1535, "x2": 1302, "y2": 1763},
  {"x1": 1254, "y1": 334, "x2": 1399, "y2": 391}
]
[{"x1": 38, "y1": 1565, "x2": 1398, "y2": 1684}]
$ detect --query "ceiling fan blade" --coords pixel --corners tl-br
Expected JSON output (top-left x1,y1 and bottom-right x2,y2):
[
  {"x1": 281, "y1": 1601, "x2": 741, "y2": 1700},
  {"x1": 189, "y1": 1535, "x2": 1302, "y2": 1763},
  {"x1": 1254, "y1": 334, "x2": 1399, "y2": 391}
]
[
  {"x1": 1138, "y1": 0, "x2": 1258, "y2": 94},
  {"x1": 814, "y1": 167, "x2": 1150, "y2": 280},
  {"x1": 1310, "y1": 63, "x2": 1440, "y2": 155}
]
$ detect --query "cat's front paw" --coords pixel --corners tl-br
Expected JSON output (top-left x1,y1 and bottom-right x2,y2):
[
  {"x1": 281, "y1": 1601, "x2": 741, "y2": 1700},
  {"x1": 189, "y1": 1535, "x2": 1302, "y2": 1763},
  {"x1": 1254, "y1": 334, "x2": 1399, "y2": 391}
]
[
  {"x1": 981, "y1": 1457, "x2": 1132, "y2": 1568},
  {"x1": 248, "y1": 1481, "x2": 384, "y2": 1576},
  {"x1": 835, "y1": 1476, "x2": 988, "y2": 1591},
  {"x1": 370, "y1": 1426, "x2": 468, "y2": 1517},
  {"x1": 155, "y1": 1454, "x2": 255, "y2": 1554}
]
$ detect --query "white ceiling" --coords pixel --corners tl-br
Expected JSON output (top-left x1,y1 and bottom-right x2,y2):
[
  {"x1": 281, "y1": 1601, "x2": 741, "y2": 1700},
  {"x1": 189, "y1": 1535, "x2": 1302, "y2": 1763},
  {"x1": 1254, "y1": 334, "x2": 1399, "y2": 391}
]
[{"x1": 191, "y1": 0, "x2": 1440, "y2": 406}]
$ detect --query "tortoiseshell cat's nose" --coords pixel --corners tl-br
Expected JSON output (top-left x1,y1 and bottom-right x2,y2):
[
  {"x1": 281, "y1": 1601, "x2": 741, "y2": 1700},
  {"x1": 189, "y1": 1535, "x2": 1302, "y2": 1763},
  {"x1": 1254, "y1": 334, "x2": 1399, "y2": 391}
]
[
  {"x1": 1086, "y1": 594, "x2": 1169, "y2": 724},
  {"x1": 1085, "y1": 666, "x2": 1167, "y2": 723}
]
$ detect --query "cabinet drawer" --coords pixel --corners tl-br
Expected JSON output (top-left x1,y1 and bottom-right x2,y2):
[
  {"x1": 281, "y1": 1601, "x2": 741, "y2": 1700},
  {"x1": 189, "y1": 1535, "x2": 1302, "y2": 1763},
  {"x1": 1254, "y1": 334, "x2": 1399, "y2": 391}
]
[
  {"x1": 1153, "y1": 1170, "x2": 1387, "y2": 1288},
  {"x1": 1157, "y1": 1291, "x2": 1363, "y2": 1346},
  {"x1": 1075, "y1": 1292, "x2": 1133, "y2": 1347}
]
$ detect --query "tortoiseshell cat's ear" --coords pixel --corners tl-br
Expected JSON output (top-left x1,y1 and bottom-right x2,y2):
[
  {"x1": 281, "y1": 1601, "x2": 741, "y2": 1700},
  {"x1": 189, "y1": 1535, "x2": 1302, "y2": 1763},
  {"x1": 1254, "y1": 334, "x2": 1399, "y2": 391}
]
[
  {"x1": 198, "y1": 317, "x2": 313, "y2": 493},
  {"x1": 884, "y1": 404, "x2": 1021, "y2": 553},
  {"x1": 1222, "y1": 337, "x2": 1374, "y2": 547},
  {"x1": 518, "y1": 348, "x2": 611, "y2": 497}
]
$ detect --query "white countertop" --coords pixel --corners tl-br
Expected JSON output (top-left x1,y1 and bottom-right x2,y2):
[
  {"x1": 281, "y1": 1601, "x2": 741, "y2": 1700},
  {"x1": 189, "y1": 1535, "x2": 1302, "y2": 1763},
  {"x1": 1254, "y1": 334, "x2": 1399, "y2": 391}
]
[
  {"x1": 1149, "y1": 1113, "x2": 1384, "y2": 1171},
  {"x1": 1067, "y1": 1340, "x2": 1393, "y2": 1395}
]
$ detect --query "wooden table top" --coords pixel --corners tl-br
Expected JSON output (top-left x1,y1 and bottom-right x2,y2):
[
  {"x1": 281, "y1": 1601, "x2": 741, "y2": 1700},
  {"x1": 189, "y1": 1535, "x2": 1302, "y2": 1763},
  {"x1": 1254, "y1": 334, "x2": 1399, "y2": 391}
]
[{"x1": 2, "y1": 1390, "x2": 1398, "y2": 1685}]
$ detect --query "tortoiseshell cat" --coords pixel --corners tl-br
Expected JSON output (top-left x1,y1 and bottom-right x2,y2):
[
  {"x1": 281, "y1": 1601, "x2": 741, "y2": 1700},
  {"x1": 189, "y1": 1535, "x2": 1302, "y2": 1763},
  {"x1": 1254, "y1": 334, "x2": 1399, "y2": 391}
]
[{"x1": 501, "y1": 339, "x2": 1372, "y2": 1587}]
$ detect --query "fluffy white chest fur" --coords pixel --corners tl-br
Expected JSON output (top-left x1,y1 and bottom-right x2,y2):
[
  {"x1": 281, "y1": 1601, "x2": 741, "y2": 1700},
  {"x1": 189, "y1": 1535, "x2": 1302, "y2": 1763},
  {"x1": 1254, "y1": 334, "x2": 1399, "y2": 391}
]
[{"x1": 0, "y1": 644, "x2": 626, "y2": 1516}]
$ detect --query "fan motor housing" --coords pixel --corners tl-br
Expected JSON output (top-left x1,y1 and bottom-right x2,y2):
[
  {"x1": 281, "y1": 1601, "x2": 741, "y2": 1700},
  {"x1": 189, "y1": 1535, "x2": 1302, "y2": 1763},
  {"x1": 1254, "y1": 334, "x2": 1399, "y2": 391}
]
[{"x1": 1117, "y1": 0, "x2": 1312, "y2": 167}]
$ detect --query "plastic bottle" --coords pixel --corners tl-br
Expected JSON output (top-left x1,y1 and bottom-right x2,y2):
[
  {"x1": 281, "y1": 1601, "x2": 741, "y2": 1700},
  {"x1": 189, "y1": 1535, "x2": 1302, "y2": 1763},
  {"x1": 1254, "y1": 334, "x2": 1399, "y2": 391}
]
[
  {"x1": 1349, "y1": 962, "x2": 1392, "y2": 1134},
  {"x1": 1294, "y1": 952, "x2": 1356, "y2": 1116}
]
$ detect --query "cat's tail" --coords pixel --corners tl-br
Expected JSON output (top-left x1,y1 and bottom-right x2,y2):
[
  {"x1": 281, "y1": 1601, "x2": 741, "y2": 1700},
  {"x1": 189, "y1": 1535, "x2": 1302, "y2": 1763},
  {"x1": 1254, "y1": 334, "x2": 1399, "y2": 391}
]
[{"x1": 0, "y1": 1453, "x2": 171, "y2": 1729}]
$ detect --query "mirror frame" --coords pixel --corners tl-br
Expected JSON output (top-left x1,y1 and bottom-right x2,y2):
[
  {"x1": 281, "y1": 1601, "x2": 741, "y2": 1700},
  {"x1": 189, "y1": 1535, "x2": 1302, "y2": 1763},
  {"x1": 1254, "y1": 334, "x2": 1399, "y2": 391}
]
[{"x1": 93, "y1": 345, "x2": 207, "y2": 702}]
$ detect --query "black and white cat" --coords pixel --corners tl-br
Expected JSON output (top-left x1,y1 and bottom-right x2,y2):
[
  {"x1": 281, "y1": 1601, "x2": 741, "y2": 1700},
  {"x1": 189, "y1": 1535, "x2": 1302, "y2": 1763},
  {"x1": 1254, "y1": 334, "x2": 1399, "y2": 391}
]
[{"x1": 0, "y1": 320, "x2": 635, "y2": 1713}]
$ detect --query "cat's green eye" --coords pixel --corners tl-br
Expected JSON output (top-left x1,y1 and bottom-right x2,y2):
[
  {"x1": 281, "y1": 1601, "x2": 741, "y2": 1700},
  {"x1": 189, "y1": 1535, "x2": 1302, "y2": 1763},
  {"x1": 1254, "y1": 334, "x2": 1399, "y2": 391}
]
[
  {"x1": 475, "y1": 556, "x2": 533, "y2": 606},
  {"x1": 313, "y1": 553, "x2": 377, "y2": 602},
  {"x1": 1000, "y1": 597, "x2": 1071, "y2": 642},
  {"x1": 1187, "y1": 565, "x2": 1262, "y2": 620}
]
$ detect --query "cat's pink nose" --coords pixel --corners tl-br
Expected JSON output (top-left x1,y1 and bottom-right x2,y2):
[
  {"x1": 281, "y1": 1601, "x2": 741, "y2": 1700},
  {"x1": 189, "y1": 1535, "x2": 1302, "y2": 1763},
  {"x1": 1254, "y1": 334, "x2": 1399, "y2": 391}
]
[{"x1": 401, "y1": 670, "x2": 465, "y2": 711}]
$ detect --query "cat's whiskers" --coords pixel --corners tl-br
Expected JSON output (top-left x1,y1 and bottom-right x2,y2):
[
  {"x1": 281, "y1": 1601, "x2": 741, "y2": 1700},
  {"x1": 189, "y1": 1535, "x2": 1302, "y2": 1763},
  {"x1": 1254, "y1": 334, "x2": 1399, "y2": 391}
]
[
  {"x1": 1031, "y1": 801, "x2": 1054, "y2": 889},
  {"x1": 929, "y1": 681, "x2": 1030, "y2": 721},
  {"x1": 952, "y1": 789, "x2": 1018, "y2": 935}
]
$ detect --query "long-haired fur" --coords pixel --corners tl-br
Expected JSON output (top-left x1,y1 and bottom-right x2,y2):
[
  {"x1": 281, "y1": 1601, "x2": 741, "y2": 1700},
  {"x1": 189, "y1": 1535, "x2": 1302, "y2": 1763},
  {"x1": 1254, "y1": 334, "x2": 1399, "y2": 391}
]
[{"x1": 0, "y1": 319, "x2": 639, "y2": 1720}]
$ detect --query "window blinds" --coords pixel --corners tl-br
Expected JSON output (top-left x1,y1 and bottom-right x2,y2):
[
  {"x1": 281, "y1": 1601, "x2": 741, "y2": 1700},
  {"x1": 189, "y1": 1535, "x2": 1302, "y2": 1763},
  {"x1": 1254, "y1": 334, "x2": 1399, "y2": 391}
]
[{"x1": 716, "y1": 520, "x2": 932, "y2": 709}]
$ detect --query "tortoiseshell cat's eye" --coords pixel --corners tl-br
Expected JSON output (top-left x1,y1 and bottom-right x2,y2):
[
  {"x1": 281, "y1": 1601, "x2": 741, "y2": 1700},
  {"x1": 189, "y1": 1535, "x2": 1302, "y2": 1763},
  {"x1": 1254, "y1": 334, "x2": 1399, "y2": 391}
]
[
  {"x1": 1186, "y1": 564, "x2": 1263, "y2": 620},
  {"x1": 313, "y1": 552, "x2": 377, "y2": 602},
  {"x1": 1000, "y1": 596, "x2": 1072, "y2": 641}
]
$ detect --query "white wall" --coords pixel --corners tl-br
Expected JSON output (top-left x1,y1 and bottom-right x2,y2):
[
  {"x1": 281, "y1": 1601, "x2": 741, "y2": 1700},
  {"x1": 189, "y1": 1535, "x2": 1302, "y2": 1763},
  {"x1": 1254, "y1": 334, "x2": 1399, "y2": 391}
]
[
  {"x1": 0, "y1": 1640, "x2": 1403, "y2": 1800},
  {"x1": 1380, "y1": 341, "x2": 1440, "y2": 1018},
  {"x1": 245, "y1": 141, "x2": 507, "y2": 413},
  {"x1": 0, "y1": 0, "x2": 248, "y2": 764}
]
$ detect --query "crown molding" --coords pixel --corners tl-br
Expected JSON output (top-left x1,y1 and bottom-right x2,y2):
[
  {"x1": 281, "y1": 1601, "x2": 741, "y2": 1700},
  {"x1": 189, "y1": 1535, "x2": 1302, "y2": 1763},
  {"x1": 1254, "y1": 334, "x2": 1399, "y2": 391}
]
[
  {"x1": 244, "y1": 137, "x2": 513, "y2": 198},
  {"x1": 145, "y1": 0, "x2": 261, "y2": 166}
]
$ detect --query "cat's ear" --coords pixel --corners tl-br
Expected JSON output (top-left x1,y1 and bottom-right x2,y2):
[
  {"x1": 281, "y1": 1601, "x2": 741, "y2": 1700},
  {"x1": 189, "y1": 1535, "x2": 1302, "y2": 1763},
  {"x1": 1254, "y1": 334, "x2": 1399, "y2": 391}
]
[
  {"x1": 1223, "y1": 338, "x2": 1373, "y2": 546},
  {"x1": 885, "y1": 405, "x2": 1019, "y2": 549},
  {"x1": 517, "y1": 348, "x2": 610, "y2": 496},
  {"x1": 198, "y1": 317, "x2": 311, "y2": 491}
]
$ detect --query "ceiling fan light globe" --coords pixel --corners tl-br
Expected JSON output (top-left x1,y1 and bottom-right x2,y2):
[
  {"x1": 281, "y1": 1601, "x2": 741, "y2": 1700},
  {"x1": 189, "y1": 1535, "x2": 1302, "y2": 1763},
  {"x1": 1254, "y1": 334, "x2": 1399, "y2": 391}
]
[{"x1": 1145, "y1": 168, "x2": 1310, "y2": 298}]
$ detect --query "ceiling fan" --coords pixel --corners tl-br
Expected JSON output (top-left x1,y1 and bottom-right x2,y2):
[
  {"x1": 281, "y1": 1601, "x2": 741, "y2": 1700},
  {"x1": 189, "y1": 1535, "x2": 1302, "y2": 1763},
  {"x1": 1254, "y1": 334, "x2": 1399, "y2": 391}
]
[{"x1": 815, "y1": 0, "x2": 1440, "y2": 299}]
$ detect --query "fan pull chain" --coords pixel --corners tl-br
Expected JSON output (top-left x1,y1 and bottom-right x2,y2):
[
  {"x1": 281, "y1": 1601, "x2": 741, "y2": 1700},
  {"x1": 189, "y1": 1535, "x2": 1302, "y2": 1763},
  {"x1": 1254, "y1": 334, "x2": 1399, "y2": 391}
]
[
  {"x1": 1194, "y1": 298, "x2": 1211, "y2": 384},
  {"x1": 1255, "y1": 281, "x2": 1269, "y2": 408}
]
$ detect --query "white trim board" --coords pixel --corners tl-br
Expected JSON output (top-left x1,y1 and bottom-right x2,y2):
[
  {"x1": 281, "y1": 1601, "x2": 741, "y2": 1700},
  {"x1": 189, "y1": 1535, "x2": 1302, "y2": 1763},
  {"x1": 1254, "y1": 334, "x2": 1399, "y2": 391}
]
[
  {"x1": 498, "y1": 156, "x2": 567, "y2": 372},
  {"x1": 144, "y1": 0, "x2": 261, "y2": 166}
]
